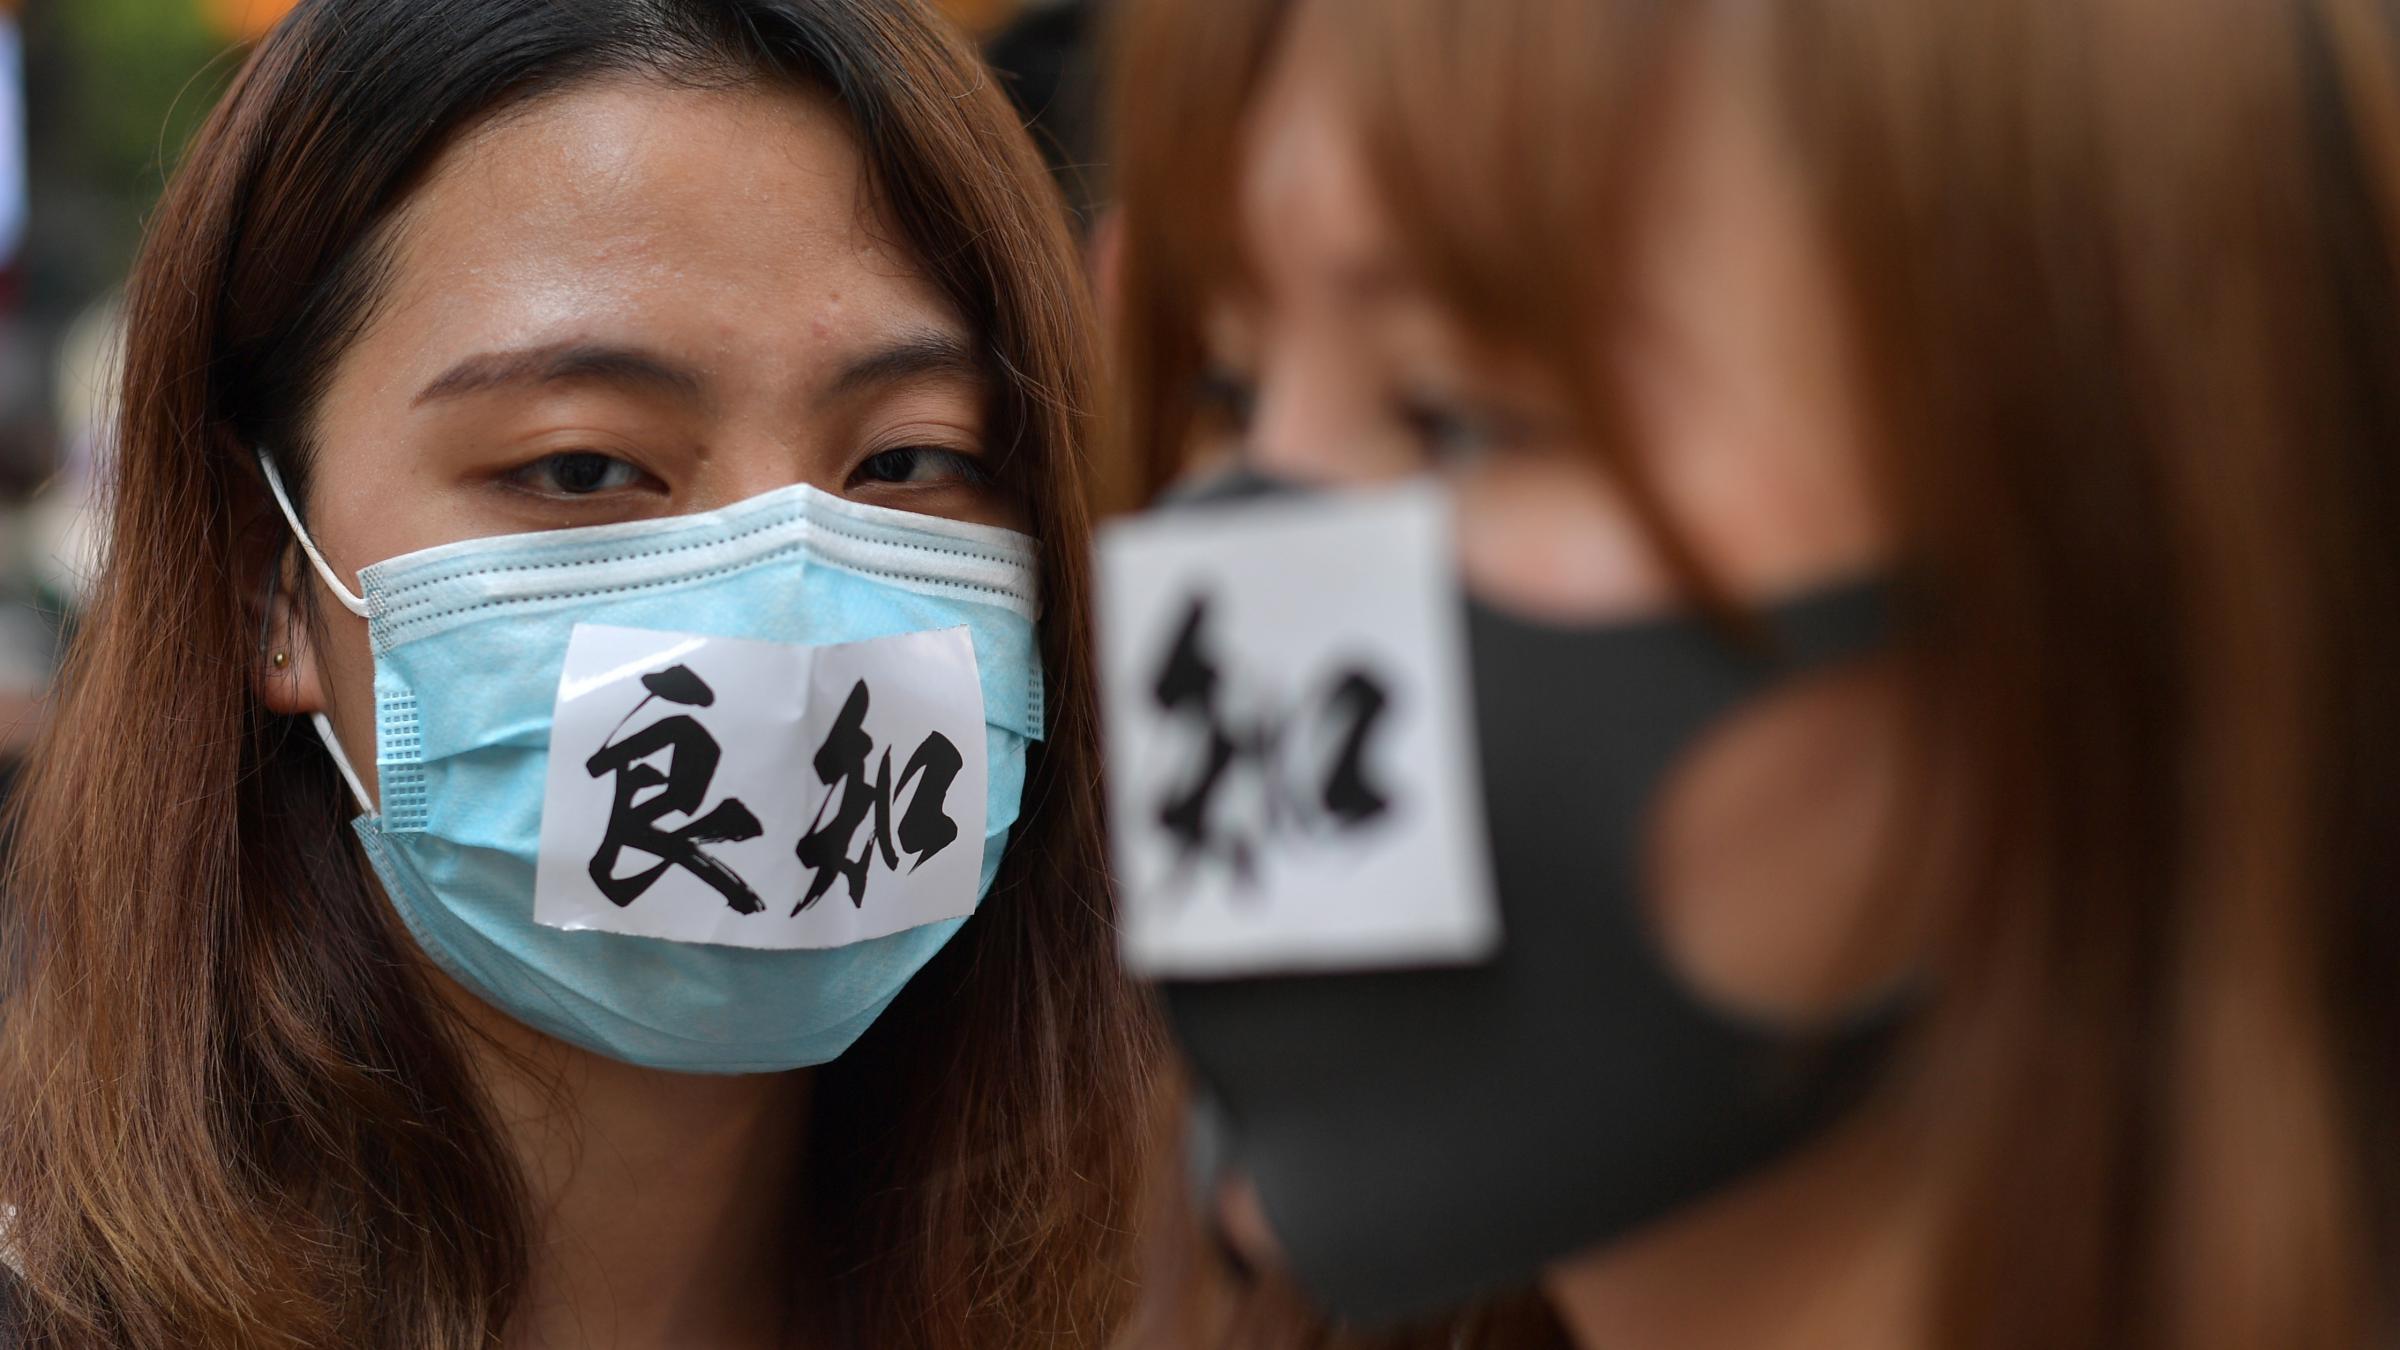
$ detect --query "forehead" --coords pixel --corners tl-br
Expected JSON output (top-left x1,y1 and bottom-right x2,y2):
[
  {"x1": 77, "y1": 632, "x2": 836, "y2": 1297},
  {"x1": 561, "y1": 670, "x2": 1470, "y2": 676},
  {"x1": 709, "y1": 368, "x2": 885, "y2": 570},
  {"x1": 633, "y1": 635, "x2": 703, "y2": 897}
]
[
  {"x1": 1235, "y1": 33, "x2": 1404, "y2": 301},
  {"x1": 367, "y1": 77, "x2": 963, "y2": 374}
]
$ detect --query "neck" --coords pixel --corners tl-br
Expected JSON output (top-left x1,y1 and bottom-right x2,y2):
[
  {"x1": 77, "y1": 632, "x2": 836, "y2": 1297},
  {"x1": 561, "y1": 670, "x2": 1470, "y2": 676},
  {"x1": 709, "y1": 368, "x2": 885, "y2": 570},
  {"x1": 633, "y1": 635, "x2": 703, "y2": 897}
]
[
  {"x1": 1542, "y1": 1098, "x2": 1941, "y2": 1350},
  {"x1": 433, "y1": 967, "x2": 816, "y2": 1350}
]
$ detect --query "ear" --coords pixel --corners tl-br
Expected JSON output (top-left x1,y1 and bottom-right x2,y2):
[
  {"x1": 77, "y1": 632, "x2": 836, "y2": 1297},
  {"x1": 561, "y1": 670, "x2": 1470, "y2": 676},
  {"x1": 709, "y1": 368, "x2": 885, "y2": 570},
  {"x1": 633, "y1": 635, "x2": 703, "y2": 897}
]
[{"x1": 251, "y1": 543, "x2": 331, "y2": 718}]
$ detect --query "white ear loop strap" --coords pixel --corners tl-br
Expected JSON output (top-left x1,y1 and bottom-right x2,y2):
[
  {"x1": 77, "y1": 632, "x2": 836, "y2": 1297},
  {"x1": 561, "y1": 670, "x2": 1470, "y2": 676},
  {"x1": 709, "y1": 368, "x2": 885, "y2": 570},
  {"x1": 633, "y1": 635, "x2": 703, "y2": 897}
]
[
  {"x1": 311, "y1": 711, "x2": 378, "y2": 816},
  {"x1": 255, "y1": 447, "x2": 371, "y2": 618},
  {"x1": 257, "y1": 449, "x2": 380, "y2": 813}
]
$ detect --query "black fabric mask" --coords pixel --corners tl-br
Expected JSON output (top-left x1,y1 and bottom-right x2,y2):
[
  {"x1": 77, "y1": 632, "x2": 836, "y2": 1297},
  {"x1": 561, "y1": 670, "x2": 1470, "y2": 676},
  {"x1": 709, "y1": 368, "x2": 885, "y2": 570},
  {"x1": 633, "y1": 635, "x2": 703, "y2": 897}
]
[{"x1": 1155, "y1": 471, "x2": 1909, "y2": 1327}]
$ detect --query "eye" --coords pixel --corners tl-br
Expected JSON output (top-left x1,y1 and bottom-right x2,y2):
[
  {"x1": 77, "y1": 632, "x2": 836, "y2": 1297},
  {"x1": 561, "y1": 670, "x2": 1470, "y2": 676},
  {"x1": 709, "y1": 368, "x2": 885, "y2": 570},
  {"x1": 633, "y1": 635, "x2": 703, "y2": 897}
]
[
  {"x1": 1393, "y1": 391, "x2": 1521, "y2": 464},
  {"x1": 851, "y1": 446, "x2": 992, "y2": 488},
  {"x1": 1194, "y1": 367, "x2": 1259, "y2": 434},
  {"x1": 509, "y1": 451, "x2": 647, "y2": 497}
]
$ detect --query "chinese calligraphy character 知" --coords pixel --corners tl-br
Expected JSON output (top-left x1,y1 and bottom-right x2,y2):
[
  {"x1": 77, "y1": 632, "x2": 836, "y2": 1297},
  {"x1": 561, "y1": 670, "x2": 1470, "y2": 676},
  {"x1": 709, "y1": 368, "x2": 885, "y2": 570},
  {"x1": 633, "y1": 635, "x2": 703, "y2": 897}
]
[
  {"x1": 792, "y1": 678, "x2": 965, "y2": 914},
  {"x1": 1149, "y1": 594, "x2": 1397, "y2": 891}
]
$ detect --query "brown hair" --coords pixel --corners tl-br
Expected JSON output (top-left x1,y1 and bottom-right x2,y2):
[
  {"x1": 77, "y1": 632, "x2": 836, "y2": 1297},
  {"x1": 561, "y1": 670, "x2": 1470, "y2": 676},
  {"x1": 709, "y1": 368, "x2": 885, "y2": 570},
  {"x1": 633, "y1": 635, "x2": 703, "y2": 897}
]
[
  {"x1": 1105, "y1": 0, "x2": 2400, "y2": 1348},
  {"x1": 0, "y1": 1, "x2": 1156, "y2": 1346}
]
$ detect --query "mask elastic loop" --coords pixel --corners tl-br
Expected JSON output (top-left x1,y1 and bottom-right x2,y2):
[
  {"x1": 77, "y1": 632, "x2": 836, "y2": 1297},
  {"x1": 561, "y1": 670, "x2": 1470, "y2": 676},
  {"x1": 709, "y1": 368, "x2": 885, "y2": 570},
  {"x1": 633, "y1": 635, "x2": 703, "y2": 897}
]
[
  {"x1": 255, "y1": 447, "x2": 372, "y2": 618},
  {"x1": 310, "y1": 711, "x2": 377, "y2": 816}
]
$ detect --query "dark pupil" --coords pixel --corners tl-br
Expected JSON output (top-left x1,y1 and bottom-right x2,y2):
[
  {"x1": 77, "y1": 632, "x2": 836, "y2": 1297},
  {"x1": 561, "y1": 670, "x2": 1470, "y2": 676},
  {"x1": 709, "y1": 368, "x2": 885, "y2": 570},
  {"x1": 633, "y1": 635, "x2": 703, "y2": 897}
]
[
  {"x1": 863, "y1": 449, "x2": 916, "y2": 482},
  {"x1": 554, "y1": 453, "x2": 612, "y2": 493},
  {"x1": 1199, "y1": 372, "x2": 1256, "y2": 429}
]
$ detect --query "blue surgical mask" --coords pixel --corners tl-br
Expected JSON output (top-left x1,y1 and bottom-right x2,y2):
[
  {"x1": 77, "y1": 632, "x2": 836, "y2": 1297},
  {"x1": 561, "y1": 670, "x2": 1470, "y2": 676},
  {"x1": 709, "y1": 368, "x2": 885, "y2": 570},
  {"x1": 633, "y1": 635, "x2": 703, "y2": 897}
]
[{"x1": 259, "y1": 450, "x2": 1044, "y2": 1074}]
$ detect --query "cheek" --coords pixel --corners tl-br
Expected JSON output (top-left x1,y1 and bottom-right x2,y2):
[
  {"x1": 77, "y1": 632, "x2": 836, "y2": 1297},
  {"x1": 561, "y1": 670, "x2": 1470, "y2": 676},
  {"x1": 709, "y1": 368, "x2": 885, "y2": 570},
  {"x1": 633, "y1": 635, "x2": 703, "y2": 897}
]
[
  {"x1": 1640, "y1": 661, "x2": 1919, "y2": 1019},
  {"x1": 1451, "y1": 450, "x2": 1678, "y2": 623},
  {"x1": 1659, "y1": 425, "x2": 1887, "y2": 600}
]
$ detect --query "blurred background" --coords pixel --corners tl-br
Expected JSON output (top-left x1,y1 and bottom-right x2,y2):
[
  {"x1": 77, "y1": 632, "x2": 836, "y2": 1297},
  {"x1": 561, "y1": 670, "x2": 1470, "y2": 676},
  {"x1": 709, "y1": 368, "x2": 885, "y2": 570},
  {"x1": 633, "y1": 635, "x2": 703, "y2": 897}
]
[{"x1": 0, "y1": 0, "x2": 1103, "y2": 807}]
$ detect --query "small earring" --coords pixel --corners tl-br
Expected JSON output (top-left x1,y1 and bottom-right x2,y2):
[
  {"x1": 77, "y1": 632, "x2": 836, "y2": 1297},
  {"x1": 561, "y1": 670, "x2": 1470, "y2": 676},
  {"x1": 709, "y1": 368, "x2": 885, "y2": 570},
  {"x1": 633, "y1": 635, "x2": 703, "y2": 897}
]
[{"x1": 270, "y1": 650, "x2": 291, "y2": 670}]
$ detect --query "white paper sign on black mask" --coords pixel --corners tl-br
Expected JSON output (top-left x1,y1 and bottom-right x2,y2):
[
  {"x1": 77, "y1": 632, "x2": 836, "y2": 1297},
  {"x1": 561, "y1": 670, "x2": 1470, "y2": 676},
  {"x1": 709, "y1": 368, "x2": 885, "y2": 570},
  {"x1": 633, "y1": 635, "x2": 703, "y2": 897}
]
[{"x1": 1096, "y1": 480, "x2": 1502, "y2": 976}]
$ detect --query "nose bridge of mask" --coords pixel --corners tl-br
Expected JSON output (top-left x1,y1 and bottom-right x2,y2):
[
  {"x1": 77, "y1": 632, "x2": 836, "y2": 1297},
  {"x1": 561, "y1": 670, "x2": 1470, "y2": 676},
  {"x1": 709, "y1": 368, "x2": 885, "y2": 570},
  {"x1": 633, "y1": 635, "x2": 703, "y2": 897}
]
[
  {"x1": 357, "y1": 482, "x2": 1043, "y2": 839},
  {"x1": 354, "y1": 478, "x2": 1041, "y2": 653}
]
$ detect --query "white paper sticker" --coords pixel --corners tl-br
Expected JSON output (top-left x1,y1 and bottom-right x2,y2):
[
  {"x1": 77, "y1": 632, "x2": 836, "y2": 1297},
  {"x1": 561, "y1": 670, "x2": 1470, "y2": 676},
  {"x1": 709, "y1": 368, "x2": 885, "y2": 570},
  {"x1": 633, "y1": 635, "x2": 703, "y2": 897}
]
[
  {"x1": 1097, "y1": 479, "x2": 1501, "y2": 977},
  {"x1": 533, "y1": 624, "x2": 988, "y2": 949}
]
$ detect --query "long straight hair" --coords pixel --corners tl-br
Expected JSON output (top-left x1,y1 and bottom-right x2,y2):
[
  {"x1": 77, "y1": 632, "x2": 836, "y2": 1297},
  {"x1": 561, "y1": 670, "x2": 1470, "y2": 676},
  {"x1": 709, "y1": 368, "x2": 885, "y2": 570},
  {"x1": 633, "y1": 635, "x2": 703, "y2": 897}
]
[
  {"x1": 0, "y1": 2, "x2": 1156, "y2": 1346},
  {"x1": 1105, "y1": 1, "x2": 2400, "y2": 1348}
]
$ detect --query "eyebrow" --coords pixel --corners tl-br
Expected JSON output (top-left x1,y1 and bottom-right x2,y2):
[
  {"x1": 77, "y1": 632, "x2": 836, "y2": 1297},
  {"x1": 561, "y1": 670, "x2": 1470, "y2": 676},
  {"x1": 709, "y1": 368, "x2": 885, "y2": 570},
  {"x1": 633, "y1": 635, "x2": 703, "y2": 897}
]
[
  {"x1": 412, "y1": 341, "x2": 708, "y2": 408},
  {"x1": 824, "y1": 329, "x2": 985, "y2": 400}
]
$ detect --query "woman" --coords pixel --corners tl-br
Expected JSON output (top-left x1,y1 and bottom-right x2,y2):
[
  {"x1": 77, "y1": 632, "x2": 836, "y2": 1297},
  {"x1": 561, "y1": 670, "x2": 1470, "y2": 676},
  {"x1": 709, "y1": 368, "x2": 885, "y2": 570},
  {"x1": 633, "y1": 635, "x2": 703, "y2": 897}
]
[
  {"x1": 1100, "y1": 0, "x2": 2400, "y2": 1347},
  {"x1": 0, "y1": 1, "x2": 1153, "y2": 1346}
]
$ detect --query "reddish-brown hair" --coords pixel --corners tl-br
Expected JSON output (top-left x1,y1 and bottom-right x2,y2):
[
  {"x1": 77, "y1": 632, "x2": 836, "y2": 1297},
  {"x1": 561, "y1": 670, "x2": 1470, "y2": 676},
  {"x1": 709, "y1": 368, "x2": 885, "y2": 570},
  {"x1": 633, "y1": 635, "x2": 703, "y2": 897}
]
[
  {"x1": 0, "y1": 2, "x2": 1156, "y2": 1347},
  {"x1": 1106, "y1": 1, "x2": 2400, "y2": 1348}
]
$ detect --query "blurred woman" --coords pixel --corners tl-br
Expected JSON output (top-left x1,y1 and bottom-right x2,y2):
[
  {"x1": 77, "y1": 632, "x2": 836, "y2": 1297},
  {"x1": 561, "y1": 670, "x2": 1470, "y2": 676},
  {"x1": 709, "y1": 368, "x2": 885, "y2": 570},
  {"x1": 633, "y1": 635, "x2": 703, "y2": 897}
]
[
  {"x1": 1102, "y1": 0, "x2": 2400, "y2": 1347},
  {"x1": 0, "y1": 1, "x2": 1152, "y2": 1346}
]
